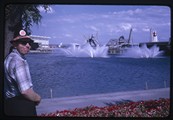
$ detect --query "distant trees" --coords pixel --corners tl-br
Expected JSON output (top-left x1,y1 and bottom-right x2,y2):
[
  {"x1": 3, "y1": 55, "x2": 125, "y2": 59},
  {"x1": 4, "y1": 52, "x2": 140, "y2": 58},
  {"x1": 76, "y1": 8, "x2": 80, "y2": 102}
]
[{"x1": 4, "y1": 4, "x2": 49, "y2": 57}]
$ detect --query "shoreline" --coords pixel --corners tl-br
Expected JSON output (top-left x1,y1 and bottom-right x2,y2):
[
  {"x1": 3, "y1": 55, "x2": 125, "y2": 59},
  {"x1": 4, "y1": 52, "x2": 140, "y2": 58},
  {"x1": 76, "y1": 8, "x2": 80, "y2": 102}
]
[
  {"x1": 36, "y1": 87, "x2": 170, "y2": 115},
  {"x1": 29, "y1": 50, "x2": 53, "y2": 54}
]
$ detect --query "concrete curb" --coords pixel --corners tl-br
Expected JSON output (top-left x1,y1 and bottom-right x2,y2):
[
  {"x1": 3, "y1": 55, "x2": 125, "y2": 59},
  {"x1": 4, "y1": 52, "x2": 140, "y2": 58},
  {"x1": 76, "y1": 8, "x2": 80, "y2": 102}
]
[{"x1": 36, "y1": 88, "x2": 170, "y2": 115}]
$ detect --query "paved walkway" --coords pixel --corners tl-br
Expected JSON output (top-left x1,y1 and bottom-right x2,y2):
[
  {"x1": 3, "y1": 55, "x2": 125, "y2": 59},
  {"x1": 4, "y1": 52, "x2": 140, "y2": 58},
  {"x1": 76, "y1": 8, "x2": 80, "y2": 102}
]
[{"x1": 36, "y1": 88, "x2": 170, "y2": 115}]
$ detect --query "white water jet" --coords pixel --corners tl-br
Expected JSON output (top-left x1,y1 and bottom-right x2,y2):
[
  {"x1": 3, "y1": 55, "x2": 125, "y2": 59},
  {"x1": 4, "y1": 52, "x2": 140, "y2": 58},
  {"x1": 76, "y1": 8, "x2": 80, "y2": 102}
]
[
  {"x1": 121, "y1": 44, "x2": 163, "y2": 58},
  {"x1": 60, "y1": 43, "x2": 109, "y2": 58}
]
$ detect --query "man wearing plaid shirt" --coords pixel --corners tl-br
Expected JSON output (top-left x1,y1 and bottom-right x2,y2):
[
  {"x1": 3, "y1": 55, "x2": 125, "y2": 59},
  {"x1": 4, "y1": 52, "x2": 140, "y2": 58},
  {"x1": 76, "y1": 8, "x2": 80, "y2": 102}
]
[{"x1": 4, "y1": 30, "x2": 41, "y2": 116}]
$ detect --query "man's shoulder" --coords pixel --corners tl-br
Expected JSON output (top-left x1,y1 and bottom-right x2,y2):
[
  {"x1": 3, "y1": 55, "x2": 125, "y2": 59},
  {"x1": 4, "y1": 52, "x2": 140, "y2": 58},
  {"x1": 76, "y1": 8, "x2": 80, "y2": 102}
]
[{"x1": 7, "y1": 52, "x2": 24, "y2": 62}]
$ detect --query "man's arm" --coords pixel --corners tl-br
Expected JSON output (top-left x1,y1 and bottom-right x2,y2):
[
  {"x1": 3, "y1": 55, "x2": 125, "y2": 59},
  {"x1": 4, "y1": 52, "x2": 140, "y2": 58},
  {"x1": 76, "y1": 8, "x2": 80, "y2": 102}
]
[{"x1": 21, "y1": 88, "x2": 41, "y2": 105}]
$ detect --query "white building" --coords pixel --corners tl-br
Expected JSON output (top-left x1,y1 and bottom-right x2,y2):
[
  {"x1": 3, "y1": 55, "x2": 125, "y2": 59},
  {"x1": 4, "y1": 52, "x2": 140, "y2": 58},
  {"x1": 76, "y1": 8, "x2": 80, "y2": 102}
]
[{"x1": 30, "y1": 35, "x2": 51, "y2": 48}]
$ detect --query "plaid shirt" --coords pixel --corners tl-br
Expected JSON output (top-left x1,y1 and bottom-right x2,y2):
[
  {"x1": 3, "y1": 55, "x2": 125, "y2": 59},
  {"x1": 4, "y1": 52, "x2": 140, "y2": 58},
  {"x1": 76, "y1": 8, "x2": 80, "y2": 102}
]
[{"x1": 4, "y1": 49, "x2": 33, "y2": 99}]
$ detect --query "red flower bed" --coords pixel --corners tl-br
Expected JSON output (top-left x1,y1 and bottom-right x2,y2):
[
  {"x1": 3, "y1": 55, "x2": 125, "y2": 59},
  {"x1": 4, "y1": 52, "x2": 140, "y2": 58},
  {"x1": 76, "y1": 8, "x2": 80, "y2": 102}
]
[{"x1": 39, "y1": 98, "x2": 170, "y2": 117}]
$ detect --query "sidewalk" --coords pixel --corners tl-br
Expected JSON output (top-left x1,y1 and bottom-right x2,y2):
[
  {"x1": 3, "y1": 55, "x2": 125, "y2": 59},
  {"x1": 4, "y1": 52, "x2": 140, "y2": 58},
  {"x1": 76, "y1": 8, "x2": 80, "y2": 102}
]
[{"x1": 36, "y1": 88, "x2": 170, "y2": 115}]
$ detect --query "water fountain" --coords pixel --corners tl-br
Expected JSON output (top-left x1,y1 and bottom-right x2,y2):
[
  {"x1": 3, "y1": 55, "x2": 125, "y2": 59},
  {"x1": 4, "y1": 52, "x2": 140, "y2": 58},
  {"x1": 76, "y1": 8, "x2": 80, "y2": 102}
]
[
  {"x1": 58, "y1": 43, "x2": 163, "y2": 58},
  {"x1": 60, "y1": 43, "x2": 109, "y2": 58},
  {"x1": 121, "y1": 44, "x2": 164, "y2": 58}
]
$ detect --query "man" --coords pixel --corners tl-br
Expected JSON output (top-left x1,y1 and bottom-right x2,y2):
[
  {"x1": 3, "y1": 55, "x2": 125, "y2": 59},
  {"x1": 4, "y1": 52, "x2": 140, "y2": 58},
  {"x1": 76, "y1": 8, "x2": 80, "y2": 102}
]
[{"x1": 4, "y1": 30, "x2": 41, "y2": 116}]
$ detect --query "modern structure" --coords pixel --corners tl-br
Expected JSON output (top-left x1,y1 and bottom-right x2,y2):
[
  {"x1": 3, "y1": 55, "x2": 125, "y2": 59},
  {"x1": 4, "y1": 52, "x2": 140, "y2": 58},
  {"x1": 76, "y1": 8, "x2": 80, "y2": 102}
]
[{"x1": 30, "y1": 35, "x2": 51, "y2": 51}]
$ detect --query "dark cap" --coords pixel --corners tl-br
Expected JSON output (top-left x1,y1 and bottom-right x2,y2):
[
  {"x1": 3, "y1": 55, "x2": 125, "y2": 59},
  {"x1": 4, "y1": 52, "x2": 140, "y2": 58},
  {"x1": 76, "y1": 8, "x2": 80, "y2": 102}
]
[{"x1": 10, "y1": 30, "x2": 34, "y2": 43}]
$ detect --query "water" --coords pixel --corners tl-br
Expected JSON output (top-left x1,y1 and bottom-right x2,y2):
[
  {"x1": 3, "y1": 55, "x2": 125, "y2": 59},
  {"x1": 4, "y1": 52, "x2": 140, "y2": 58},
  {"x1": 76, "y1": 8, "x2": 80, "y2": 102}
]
[
  {"x1": 120, "y1": 44, "x2": 164, "y2": 58},
  {"x1": 26, "y1": 52, "x2": 170, "y2": 99},
  {"x1": 58, "y1": 43, "x2": 109, "y2": 58},
  {"x1": 57, "y1": 43, "x2": 163, "y2": 58}
]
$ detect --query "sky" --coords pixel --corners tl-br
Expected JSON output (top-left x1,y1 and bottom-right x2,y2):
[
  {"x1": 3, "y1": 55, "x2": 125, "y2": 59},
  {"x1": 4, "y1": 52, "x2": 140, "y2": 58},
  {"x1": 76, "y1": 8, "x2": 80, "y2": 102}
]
[{"x1": 31, "y1": 5, "x2": 171, "y2": 45}]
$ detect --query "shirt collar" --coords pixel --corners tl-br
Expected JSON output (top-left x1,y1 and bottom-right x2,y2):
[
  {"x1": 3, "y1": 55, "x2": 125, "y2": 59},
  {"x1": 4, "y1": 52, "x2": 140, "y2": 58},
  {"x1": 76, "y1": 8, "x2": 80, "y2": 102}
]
[{"x1": 12, "y1": 49, "x2": 26, "y2": 60}]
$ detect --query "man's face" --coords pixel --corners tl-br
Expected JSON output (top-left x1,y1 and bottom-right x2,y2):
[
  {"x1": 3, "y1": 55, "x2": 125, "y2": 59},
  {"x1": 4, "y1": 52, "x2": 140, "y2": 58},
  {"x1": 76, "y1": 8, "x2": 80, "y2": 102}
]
[{"x1": 15, "y1": 41, "x2": 31, "y2": 55}]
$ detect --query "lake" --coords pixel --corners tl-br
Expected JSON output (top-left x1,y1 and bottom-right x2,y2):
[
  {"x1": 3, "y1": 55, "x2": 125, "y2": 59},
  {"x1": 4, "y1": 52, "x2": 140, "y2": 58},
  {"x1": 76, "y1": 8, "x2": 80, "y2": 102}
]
[{"x1": 26, "y1": 52, "x2": 170, "y2": 99}]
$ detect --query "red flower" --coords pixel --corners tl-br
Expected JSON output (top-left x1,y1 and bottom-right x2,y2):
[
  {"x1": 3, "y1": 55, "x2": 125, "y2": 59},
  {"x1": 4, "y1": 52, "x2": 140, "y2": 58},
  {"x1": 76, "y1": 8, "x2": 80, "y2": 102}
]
[{"x1": 39, "y1": 98, "x2": 170, "y2": 117}]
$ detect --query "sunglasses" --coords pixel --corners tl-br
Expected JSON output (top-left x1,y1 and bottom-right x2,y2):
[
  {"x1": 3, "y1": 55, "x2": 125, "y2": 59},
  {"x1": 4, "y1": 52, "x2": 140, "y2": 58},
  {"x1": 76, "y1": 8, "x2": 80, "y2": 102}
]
[{"x1": 18, "y1": 41, "x2": 32, "y2": 46}]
